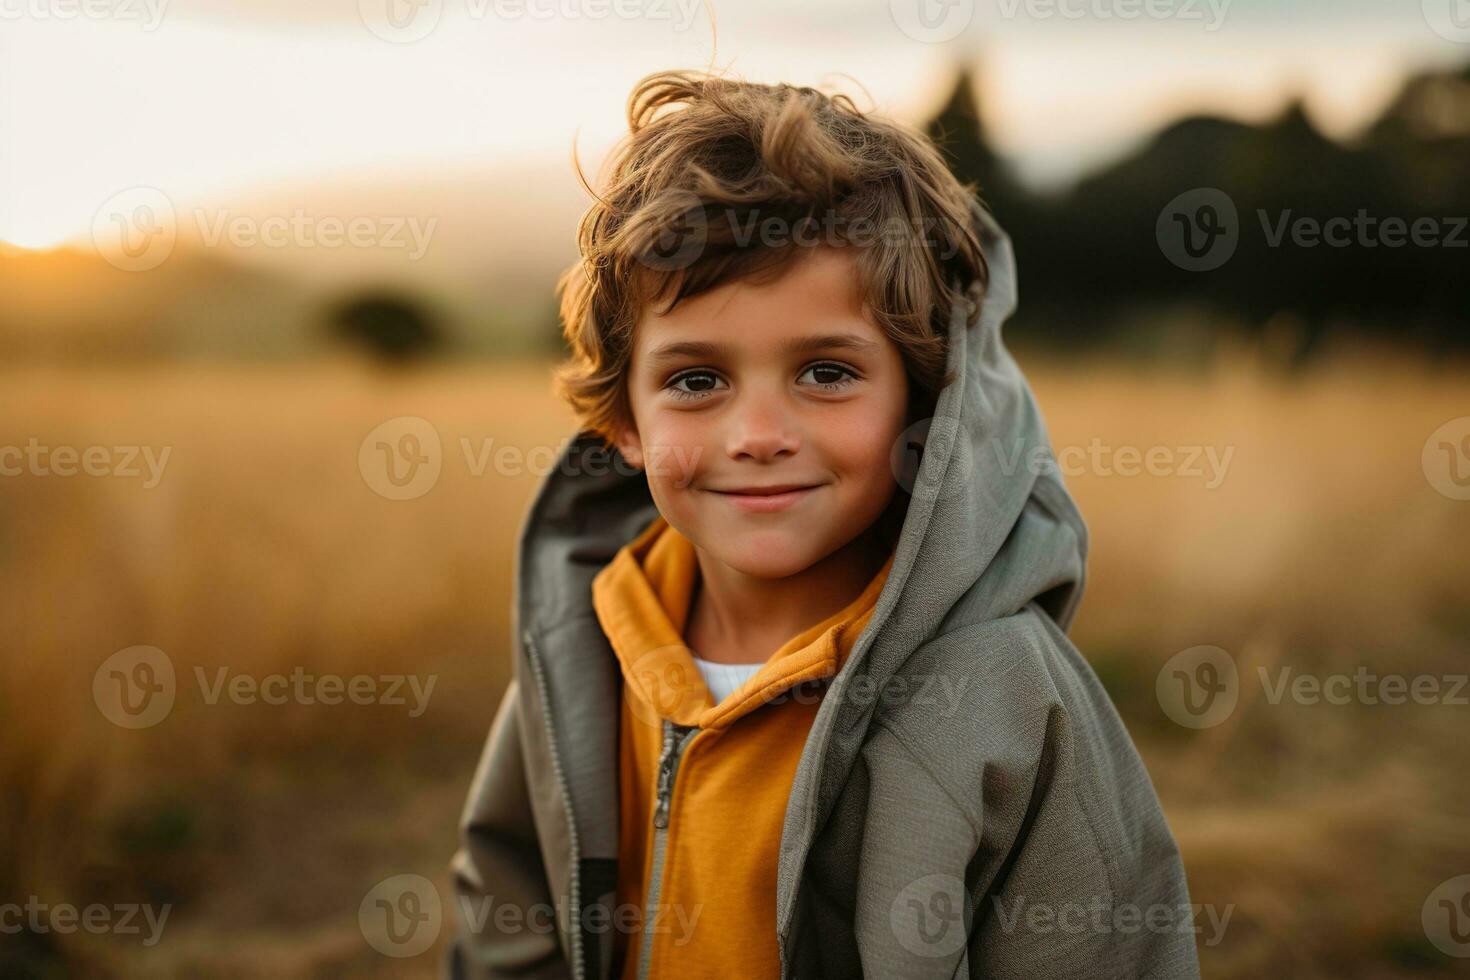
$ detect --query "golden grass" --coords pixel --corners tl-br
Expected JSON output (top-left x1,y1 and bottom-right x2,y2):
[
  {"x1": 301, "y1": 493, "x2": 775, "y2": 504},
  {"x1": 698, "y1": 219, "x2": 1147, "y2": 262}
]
[{"x1": 1, "y1": 351, "x2": 1466, "y2": 977}]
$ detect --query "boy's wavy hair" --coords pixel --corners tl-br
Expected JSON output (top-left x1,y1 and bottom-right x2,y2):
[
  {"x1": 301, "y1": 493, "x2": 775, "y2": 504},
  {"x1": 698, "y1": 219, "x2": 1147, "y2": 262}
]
[{"x1": 553, "y1": 69, "x2": 990, "y2": 451}]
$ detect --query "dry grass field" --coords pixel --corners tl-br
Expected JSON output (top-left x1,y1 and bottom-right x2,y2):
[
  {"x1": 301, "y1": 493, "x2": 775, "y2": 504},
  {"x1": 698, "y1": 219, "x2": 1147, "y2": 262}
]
[{"x1": 2, "y1": 349, "x2": 1467, "y2": 978}]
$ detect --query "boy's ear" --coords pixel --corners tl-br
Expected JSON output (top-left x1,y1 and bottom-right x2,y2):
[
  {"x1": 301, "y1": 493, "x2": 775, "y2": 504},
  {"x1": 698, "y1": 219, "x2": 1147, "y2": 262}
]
[{"x1": 612, "y1": 422, "x2": 645, "y2": 470}]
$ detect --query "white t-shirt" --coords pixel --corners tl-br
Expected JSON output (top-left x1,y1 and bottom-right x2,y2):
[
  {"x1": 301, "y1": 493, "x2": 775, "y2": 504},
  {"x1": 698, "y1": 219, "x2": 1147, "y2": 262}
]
[{"x1": 691, "y1": 655, "x2": 765, "y2": 704}]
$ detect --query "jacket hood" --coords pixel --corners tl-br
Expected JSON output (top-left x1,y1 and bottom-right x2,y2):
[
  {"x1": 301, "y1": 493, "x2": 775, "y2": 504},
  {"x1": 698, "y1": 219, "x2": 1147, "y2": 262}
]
[{"x1": 507, "y1": 199, "x2": 1089, "y2": 972}]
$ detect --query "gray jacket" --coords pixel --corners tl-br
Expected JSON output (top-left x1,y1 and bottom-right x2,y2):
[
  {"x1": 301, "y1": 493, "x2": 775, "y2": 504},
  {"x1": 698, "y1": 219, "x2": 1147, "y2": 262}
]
[{"x1": 446, "y1": 202, "x2": 1201, "y2": 980}]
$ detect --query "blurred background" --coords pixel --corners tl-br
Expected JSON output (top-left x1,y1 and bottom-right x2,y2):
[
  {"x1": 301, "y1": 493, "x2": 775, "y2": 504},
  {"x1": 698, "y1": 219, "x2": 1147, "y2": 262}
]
[{"x1": 2, "y1": 0, "x2": 1469, "y2": 976}]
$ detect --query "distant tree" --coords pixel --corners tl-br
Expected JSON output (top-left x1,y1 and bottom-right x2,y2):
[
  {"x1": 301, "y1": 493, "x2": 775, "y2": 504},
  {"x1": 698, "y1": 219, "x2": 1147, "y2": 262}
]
[
  {"x1": 924, "y1": 63, "x2": 1025, "y2": 215},
  {"x1": 325, "y1": 290, "x2": 442, "y2": 364}
]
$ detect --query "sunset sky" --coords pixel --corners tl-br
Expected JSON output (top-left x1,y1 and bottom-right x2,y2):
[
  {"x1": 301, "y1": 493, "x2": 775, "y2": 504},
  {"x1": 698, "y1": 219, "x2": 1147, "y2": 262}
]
[{"x1": 1, "y1": 0, "x2": 1465, "y2": 251}]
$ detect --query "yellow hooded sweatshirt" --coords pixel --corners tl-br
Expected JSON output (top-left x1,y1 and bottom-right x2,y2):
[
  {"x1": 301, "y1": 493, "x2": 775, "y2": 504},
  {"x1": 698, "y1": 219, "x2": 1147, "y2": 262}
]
[{"x1": 591, "y1": 513, "x2": 894, "y2": 979}]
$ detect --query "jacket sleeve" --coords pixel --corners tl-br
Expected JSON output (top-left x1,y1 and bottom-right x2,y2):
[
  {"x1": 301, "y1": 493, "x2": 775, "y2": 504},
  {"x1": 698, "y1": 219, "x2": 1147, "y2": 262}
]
[
  {"x1": 964, "y1": 623, "x2": 1203, "y2": 980},
  {"x1": 445, "y1": 679, "x2": 572, "y2": 980}
]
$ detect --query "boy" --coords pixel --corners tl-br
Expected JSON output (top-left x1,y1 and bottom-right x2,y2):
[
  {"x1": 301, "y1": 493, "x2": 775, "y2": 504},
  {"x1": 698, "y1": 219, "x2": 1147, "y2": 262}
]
[{"x1": 447, "y1": 70, "x2": 1199, "y2": 980}]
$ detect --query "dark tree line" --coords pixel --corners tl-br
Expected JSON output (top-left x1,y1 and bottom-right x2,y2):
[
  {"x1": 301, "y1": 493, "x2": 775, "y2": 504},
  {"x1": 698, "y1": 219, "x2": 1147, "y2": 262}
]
[{"x1": 927, "y1": 62, "x2": 1470, "y2": 359}]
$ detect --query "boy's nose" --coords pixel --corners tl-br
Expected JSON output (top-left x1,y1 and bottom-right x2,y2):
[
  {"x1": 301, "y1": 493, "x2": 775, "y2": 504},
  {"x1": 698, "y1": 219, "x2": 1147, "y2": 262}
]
[{"x1": 724, "y1": 398, "x2": 801, "y2": 463}]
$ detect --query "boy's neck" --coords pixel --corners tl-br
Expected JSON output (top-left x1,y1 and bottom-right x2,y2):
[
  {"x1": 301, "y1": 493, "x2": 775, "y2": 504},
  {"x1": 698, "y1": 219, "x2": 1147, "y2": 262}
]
[{"x1": 683, "y1": 521, "x2": 894, "y2": 667}]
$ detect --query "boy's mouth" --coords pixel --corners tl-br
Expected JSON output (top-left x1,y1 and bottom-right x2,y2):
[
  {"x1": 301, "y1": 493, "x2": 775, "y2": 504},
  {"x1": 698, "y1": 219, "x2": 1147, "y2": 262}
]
[{"x1": 706, "y1": 483, "x2": 824, "y2": 514}]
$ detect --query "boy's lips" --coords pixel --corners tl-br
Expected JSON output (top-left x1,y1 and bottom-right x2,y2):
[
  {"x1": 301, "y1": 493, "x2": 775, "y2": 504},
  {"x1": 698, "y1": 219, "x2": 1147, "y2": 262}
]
[{"x1": 706, "y1": 482, "x2": 825, "y2": 513}]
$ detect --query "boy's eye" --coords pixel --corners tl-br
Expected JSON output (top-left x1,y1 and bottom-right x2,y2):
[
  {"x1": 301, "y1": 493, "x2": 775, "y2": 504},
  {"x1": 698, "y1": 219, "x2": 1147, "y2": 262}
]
[
  {"x1": 663, "y1": 362, "x2": 860, "y2": 402},
  {"x1": 665, "y1": 370, "x2": 728, "y2": 401},
  {"x1": 797, "y1": 362, "x2": 859, "y2": 390}
]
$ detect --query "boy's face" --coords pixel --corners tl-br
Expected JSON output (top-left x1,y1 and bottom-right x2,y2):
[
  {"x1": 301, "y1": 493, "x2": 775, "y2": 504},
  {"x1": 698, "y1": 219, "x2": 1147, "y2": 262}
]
[{"x1": 614, "y1": 245, "x2": 911, "y2": 579}]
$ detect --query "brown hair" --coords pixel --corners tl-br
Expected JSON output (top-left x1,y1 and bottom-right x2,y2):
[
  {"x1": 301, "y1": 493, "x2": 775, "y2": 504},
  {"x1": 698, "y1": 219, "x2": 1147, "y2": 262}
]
[{"x1": 553, "y1": 69, "x2": 989, "y2": 450}]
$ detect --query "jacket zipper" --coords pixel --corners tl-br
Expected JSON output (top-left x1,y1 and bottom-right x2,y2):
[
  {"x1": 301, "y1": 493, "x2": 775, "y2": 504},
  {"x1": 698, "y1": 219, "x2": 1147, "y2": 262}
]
[
  {"x1": 636, "y1": 718, "x2": 700, "y2": 980},
  {"x1": 522, "y1": 629, "x2": 585, "y2": 980}
]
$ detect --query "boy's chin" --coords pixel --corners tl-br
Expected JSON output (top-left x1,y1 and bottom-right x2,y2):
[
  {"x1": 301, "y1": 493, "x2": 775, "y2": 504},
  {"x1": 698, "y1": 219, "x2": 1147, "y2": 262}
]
[{"x1": 699, "y1": 534, "x2": 828, "y2": 581}]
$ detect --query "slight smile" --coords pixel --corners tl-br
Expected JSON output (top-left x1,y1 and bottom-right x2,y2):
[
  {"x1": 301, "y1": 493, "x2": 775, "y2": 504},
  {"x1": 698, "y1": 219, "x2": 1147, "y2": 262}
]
[{"x1": 707, "y1": 483, "x2": 825, "y2": 514}]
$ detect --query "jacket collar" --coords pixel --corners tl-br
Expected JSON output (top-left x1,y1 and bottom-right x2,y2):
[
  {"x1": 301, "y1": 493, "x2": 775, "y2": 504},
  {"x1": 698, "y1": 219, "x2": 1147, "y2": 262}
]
[{"x1": 591, "y1": 513, "x2": 895, "y2": 731}]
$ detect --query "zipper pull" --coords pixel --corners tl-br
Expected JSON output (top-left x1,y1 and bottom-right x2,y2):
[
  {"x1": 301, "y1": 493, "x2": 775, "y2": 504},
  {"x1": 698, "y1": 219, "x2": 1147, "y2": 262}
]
[
  {"x1": 652, "y1": 723, "x2": 695, "y2": 829},
  {"x1": 653, "y1": 724, "x2": 677, "y2": 828}
]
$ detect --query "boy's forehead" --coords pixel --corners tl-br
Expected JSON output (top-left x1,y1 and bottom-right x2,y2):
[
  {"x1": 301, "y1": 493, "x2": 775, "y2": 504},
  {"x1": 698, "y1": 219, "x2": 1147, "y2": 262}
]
[{"x1": 633, "y1": 245, "x2": 881, "y2": 354}]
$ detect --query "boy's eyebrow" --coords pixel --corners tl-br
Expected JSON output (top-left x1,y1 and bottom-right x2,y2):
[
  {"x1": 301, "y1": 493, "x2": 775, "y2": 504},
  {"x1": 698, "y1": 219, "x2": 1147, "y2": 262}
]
[{"x1": 645, "y1": 333, "x2": 881, "y2": 365}]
